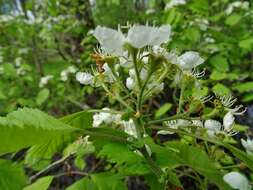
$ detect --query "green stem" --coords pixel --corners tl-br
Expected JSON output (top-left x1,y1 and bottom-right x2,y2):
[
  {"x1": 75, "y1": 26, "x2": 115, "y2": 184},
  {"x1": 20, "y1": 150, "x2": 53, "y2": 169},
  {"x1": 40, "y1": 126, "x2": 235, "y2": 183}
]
[
  {"x1": 87, "y1": 109, "x2": 123, "y2": 114},
  {"x1": 133, "y1": 118, "x2": 165, "y2": 183},
  {"x1": 137, "y1": 71, "x2": 153, "y2": 112},
  {"x1": 178, "y1": 77, "x2": 186, "y2": 114},
  {"x1": 101, "y1": 83, "x2": 134, "y2": 112},
  {"x1": 148, "y1": 114, "x2": 196, "y2": 125},
  {"x1": 132, "y1": 53, "x2": 142, "y2": 91}
]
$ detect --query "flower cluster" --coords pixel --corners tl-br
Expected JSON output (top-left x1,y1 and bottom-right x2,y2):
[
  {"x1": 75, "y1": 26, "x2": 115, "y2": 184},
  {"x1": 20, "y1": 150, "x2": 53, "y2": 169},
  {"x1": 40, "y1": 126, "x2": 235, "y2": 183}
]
[
  {"x1": 158, "y1": 111, "x2": 236, "y2": 138},
  {"x1": 225, "y1": 1, "x2": 250, "y2": 15},
  {"x1": 76, "y1": 24, "x2": 245, "y2": 142},
  {"x1": 92, "y1": 108, "x2": 138, "y2": 138},
  {"x1": 76, "y1": 24, "x2": 205, "y2": 98}
]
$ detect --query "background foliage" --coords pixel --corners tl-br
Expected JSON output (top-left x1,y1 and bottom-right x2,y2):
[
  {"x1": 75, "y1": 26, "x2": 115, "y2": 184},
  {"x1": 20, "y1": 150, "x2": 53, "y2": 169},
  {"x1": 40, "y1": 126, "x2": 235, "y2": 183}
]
[{"x1": 0, "y1": 0, "x2": 253, "y2": 189}]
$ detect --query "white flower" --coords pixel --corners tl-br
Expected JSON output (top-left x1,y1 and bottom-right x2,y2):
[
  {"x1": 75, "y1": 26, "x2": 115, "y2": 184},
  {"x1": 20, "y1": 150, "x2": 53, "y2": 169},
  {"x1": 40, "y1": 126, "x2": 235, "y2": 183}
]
[
  {"x1": 126, "y1": 77, "x2": 135, "y2": 90},
  {"x1": 223, "y1": 111, "x2": 235, "y2": 131},
  {"x1": 241, "y1": 138, "x2": 253, "y2": 153},
  {"x1": 93, "y1": 26, "x2": 125, "y2": 56},
  {"x1": 127, "y1": 25, "x2": 171, "y2": 48},
  {"x1": 15, "y1": 57, "x2": 22, "y2": 67},
  {"x1": 223, "y1": 172, "x2": 251, "y2": 190},
  {"x1": 159, "y1": 119, "x2": 191, "y2": 135},
  {"x1": 61, "y1": 66, "x2": 77, "y2": 81},
  {"x1": 16, "y1": 68, "x2": 26, "y2": 76},
  {"x1": 121, "y1": 119, "x2": 138, "y2": 138},
  {"x1": 92, "y1": 108, "x2": 122, "y2": 127},
  {"x1": 60, "y1": 70, "x2": 68, "y2": 81},
  {"x1": 204, "y1": 113, "x2": 237, "y2": 138},
  {"x1": 204, "y1": 119, "x2": 222, "y2": 138},
  {"x1": 140, "y1": 68, "x2": 148, "y2": 80},
  {"x1": 165, "y1": 0, "x2": 186, "y2": 10},
  {"x1": 102, "y1": 63, "x2": 116, "y2": 83},
  {"x1": 192, "y1": 120, "x2": 204, "y2": 128},
  {"x1": 67, "y1": 66, "x2": 77, "y2": 73},
  {"x1": 76, "y1": 72, "x2": 93, "y2": 85},
  {"x1": 93, "y1": 113, "x2": 103, "y2": 127},
  {"x1": 218, "y1": 94, "x2": 246, "y2": 115},
  {"x1": 177, "y1": 51, "x2": 204, "y2": 71},
  {"x1": 39, "y1": 75, "x2": 53, "y2": 88},
  {"x1": 129, "y1": 69, "x2": 136, "y2": 78}
]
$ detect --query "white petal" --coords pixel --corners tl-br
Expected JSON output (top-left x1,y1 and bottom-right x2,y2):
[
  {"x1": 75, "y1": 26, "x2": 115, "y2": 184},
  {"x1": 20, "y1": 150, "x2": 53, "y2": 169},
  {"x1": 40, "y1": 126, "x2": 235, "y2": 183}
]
[
  {"x1": 127, "y1": 25, "x2": 171, "y2": 48},
  {"x1": 93, "y1": 26, "x2": 125, "y2": 55},
  {"x1": 223, "y1": 172, "x2": 251, "y2": 190},
  {"x1": 127, "y1": 25, "x2": 152, "y2": 48},
  {"x1": 122, "y1": 119, "x2": 138, "y2": 138},
  {"x1": 149, "y1": 25, "x2": 171, "y2": 46},
  {"x1": 178, "y1": 51, "x2": 204, "y2": 70},
  {"x1": 204, "y1": 120, "x2": 222, "y2": 131},
  {"x1": 126, "y1": 77, "x2": 135, "y2": 90},
  {"x1": 223, "y1": 111, "x2": 235, "y2": 131},
  {"x1": 76, "y1": 72, "x2": 93, "y2": 85},
  {"x1": 157, "y1": 130, "x2": 175, "y2": 135},
  {"x1": 241, "y1": 138, "x2": 253, "y2": 152}
]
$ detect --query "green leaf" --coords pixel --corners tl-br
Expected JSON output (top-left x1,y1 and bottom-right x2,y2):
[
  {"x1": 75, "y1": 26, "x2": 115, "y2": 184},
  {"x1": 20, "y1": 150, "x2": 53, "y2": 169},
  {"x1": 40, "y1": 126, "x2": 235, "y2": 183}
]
[
  {"x1": 66, "y1": 177, "x2": 97, "y2": 190},
  {"x1": 209, "y1": 54, "x2": 229, "y2": 72},
  {"x1": 166, "y1": 142, "x2": 232, "y2": 190},
  {"x1": 185, "y1": 27, "x2": 201, "y2": 43},
  {"x1": 0, "y1": 159, "x2": 26, "y2": 190},
  {"x1": 155, "y1": 103, "x2": 172, "y2": 118},
  {"x1": 212, "y1": 83, "x2": 231, "y2": 96},
  {"x1": 242, "y1": 93, "x2": 253, "y2": 102},
  {"x1": 144, "y1": 173, "x2": 163, "y2": 190},
  {"x1": 25, "y1": 111, "x2": 93, "y2": 170},
  {"x1": 36, "y1": 89, "x2": 50, "y2": 106},
  {"x1": 239, "y1": 38, "x2": 253, "y2": 50},
  {"x1": 60, "y1": 110, "x2": 93, "y2": 129},
  {"x1": 91, "y1": 172, "x2": 127, "y2": 190},
  {"x1": 224, "y1": 143, "x2": 253, "y2": 171},
  {"x1": 23, "y1": 176, "x2": 53, "y2": 190},
  {"x1": 233, "y1": 82, "x2": 253, "y2": 93},
  {"x1": 0, "y1": 108, "x2": 77, "y2": 155},
  {"x1": 98, "y1": 142, "x2": 150, "y2": 175},
  {"x1": 225, "y1": 14, "x2": 242, "y2": 26},
  {"x1": 210, "y1": 71, "x2": 227, "y2": 81}
]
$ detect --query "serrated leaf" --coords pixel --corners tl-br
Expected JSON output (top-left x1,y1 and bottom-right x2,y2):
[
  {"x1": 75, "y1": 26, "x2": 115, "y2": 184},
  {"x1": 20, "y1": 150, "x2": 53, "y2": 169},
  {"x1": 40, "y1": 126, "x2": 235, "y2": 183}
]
[
  {"x1": 166, "y1": 142, "x2": 232, "y2": 190},
  {"x1": 0, "y1": 159, "x2": 26, "y2": 190},
  {"x1": 23, "y1": 176, "x2": 53, "y2": 190},
  {"x1": 0, "y1": 108, "x2": 77, "y2": 155},
  {"x1": 25, "y1": 111, "x2": 93, "y2": 170},
  {"x1": 98, "y1": 142, "x2": 150, "y2": 175},
  {"x1": 60, "y1": 110, "x2": 93, "y2": 129}
]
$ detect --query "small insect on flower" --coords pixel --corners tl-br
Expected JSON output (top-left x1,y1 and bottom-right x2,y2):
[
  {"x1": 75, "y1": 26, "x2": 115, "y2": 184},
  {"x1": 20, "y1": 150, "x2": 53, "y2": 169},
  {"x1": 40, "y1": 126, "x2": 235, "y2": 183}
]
[{"x1": 91, "y1": 53, "x2": 105, "y2": 73}]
